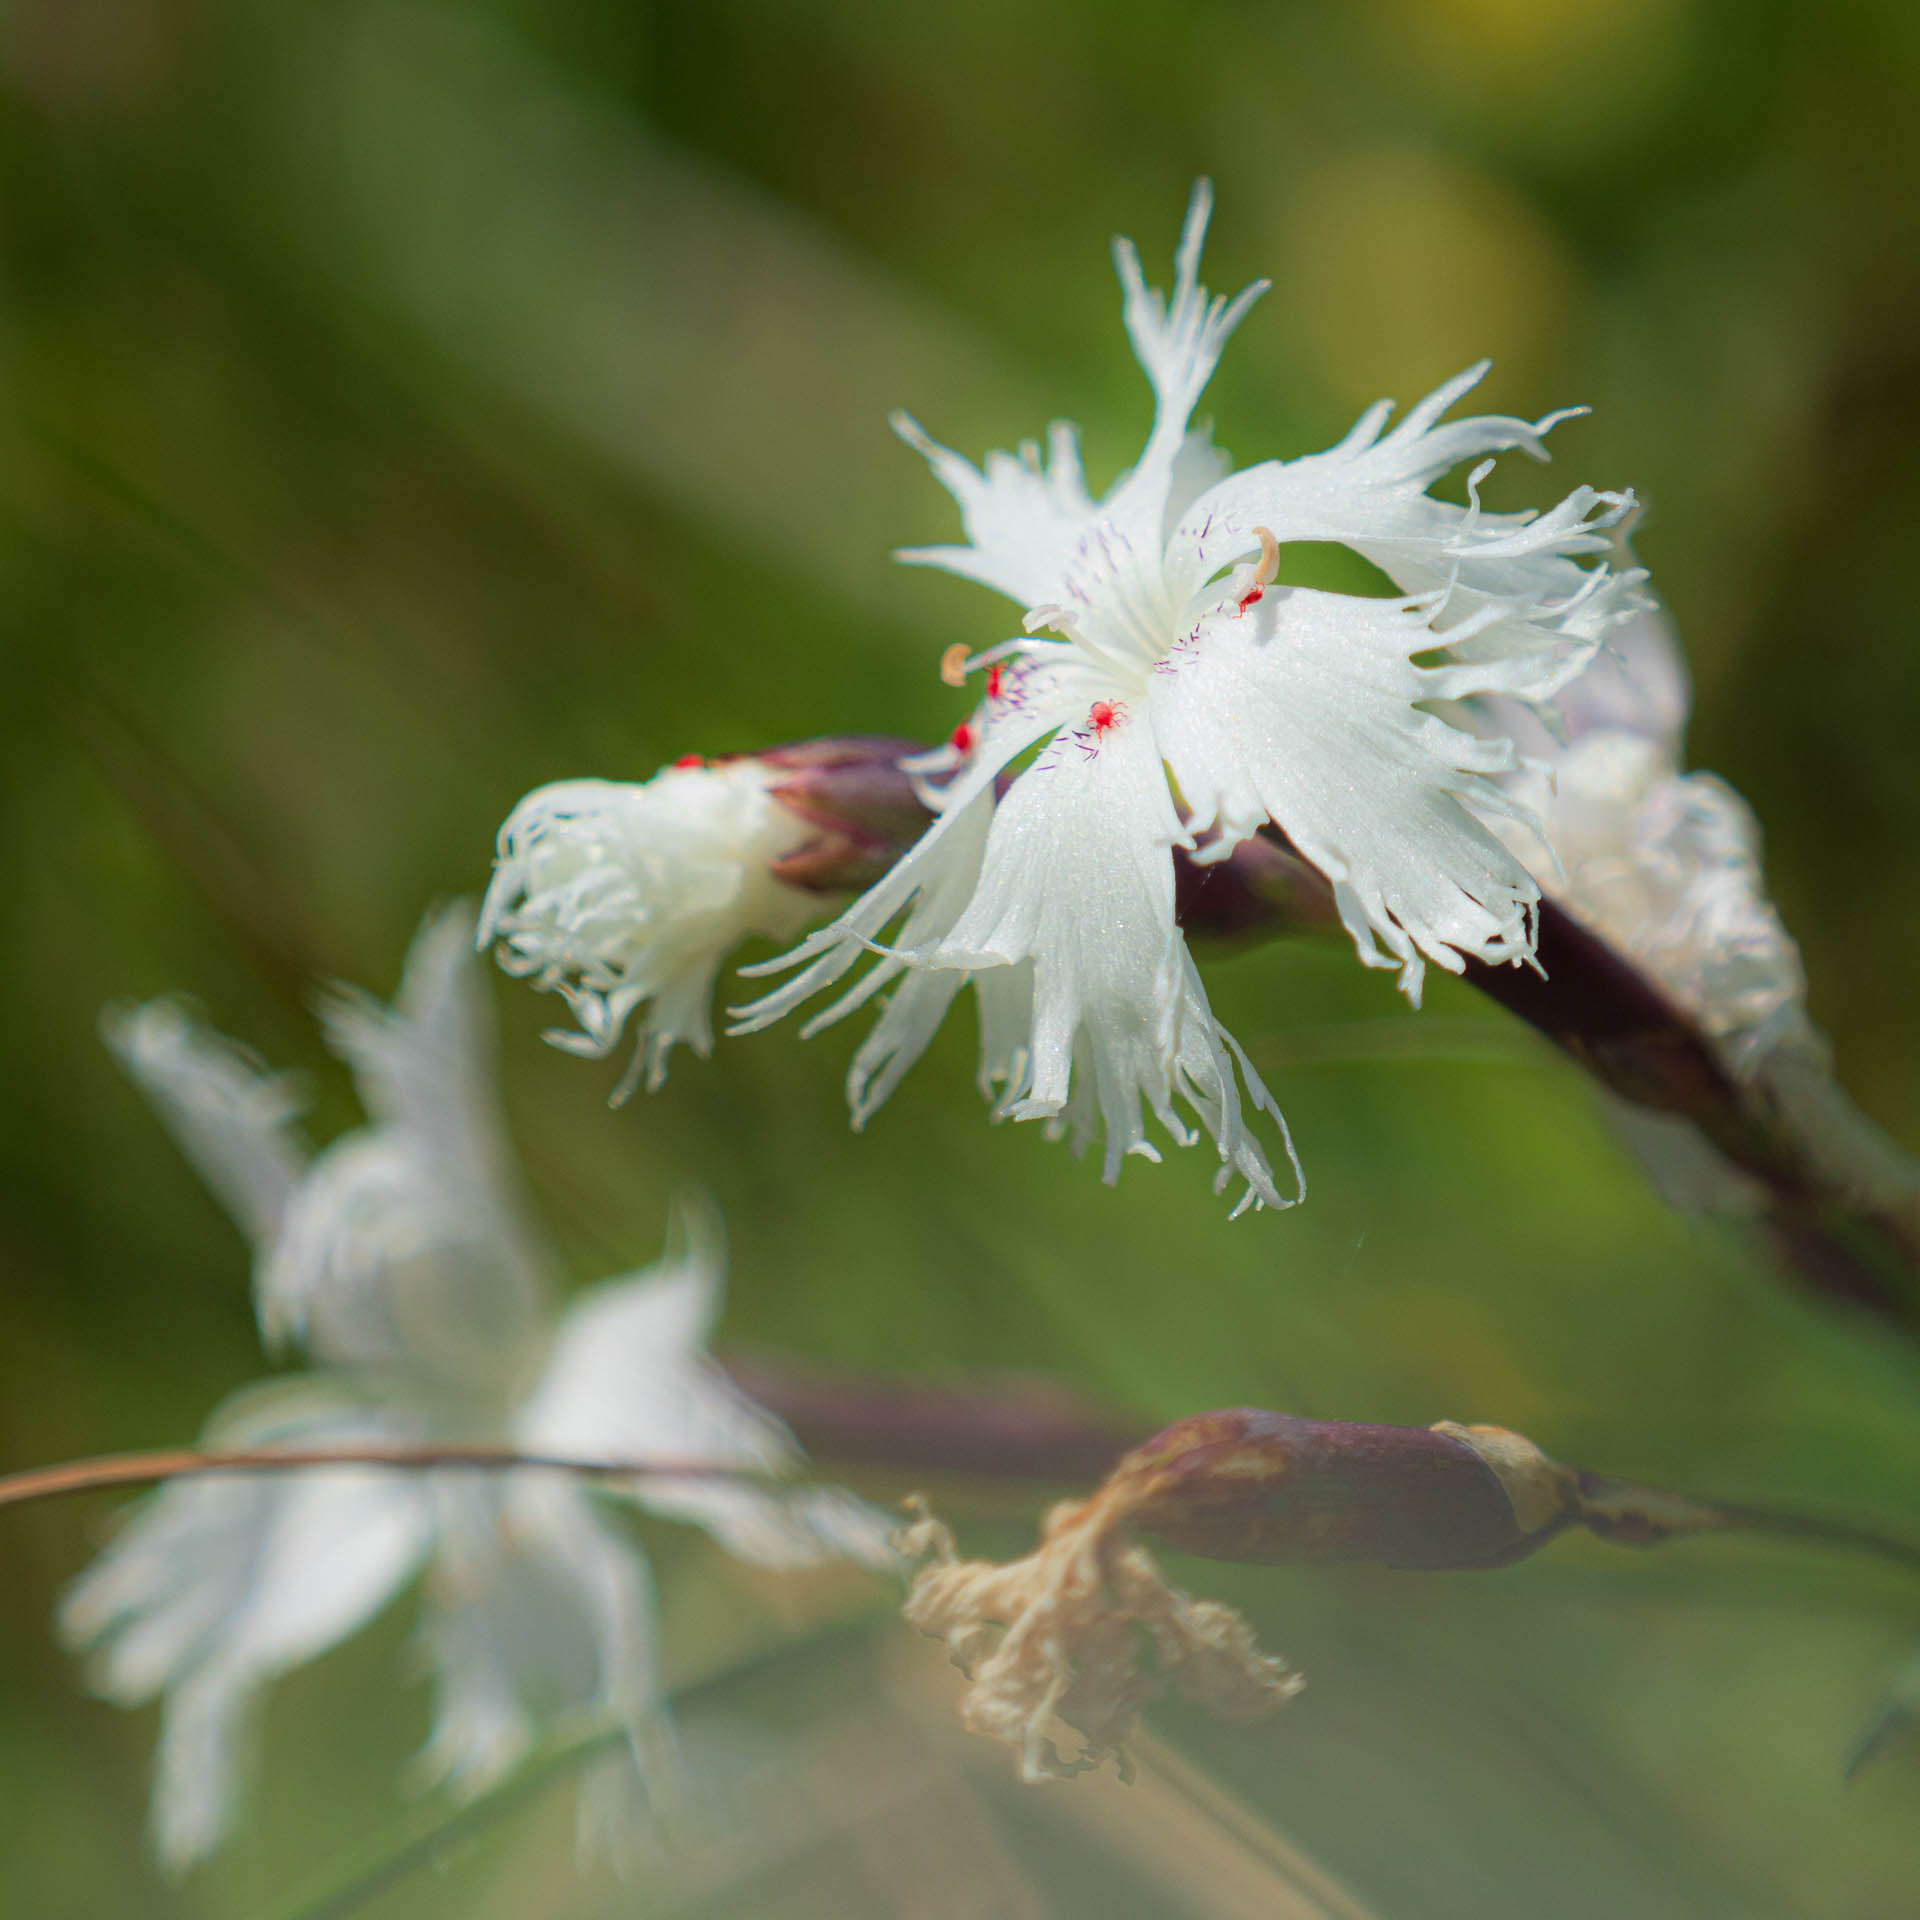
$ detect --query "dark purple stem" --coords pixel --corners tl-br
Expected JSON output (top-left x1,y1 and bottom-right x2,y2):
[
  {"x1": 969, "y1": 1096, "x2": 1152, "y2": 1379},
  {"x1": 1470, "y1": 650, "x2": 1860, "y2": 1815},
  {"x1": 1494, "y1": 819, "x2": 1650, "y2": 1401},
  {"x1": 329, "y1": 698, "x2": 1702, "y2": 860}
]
[
  {"x1": 1462, "y1": 897, "x2": 1918, "y2": 1325},
  {"x1": 723, "y1": 1357, "x2": 1147, "y2": 1482}
]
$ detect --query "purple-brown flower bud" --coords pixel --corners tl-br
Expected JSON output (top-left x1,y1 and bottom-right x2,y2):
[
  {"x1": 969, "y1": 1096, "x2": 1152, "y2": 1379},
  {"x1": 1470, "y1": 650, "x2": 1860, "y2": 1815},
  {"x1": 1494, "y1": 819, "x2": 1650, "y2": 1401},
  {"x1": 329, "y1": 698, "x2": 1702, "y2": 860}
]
[
  {"x1": 759, "y1": 735, "x2": 929, "y2": 894},
  {"x1": 1112, "y1": 1408, "x2": 1577, "y2": 1571}
]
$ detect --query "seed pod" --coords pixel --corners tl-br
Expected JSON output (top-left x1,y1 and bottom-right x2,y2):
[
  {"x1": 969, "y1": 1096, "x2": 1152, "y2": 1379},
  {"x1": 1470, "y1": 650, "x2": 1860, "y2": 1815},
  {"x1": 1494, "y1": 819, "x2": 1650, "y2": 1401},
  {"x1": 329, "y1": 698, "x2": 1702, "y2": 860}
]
[{"x1": 1107, "y1": 1408, "x2": 1580, "y2": 1571}]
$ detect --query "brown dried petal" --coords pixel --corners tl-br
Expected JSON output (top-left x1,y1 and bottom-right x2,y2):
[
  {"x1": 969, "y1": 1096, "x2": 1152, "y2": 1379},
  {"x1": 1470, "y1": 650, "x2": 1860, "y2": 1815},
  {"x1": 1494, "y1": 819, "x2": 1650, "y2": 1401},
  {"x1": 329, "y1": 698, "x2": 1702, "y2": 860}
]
[{"x1": 897, "y1": 1492, "x2": 1300, "y2": 1784}]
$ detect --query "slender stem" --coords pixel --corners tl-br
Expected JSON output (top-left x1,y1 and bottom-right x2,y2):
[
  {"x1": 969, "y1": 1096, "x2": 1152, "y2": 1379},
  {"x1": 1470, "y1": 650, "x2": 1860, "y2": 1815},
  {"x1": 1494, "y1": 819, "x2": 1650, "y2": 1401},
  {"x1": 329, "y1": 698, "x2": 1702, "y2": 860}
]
[
  {"x1": 0, "y1": 1444, "x2": 766, "y2": 1513},
  {"x1": 0, "y1": 1365, "x2": 1155, "y2": 1517},
  {"x1": 723, "y1": 1358, "x2": 1147, "y2": 1482},
  {"x1": 1462, "y1": 896, "x2": 1919, "y2": 1325},
  {"x1": 273, "y1": 1723, "x2": 629, "y2": 1920},
  {"x1": 1696, "y1": 1501, "x2": 1920, "y2": 1574},
  {"x1": 13, "y1": 1423, "x2": 1917, "y2": 1582},
  {"x1": 1567, "y1": 1468, "x2": 1920, "y2": 1573}
]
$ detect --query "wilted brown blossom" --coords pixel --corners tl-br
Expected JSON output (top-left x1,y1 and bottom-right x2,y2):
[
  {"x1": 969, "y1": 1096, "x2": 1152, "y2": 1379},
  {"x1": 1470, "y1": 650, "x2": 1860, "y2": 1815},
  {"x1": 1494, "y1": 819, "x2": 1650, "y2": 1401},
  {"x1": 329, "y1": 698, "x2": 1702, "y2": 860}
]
[
  {"x1": 897, "y1": 1486, "x2": 1302, "y2": 1786},
  {"x1": 894, "y1": 1404, "x2": 1828, "y2": 1782}
]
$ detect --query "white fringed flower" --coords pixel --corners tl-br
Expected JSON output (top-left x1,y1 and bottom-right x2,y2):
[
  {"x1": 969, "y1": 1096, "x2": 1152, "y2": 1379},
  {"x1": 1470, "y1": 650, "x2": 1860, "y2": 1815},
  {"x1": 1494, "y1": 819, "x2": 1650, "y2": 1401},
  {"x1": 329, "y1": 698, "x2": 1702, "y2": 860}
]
[
  {"x1": 736, "y1": 182, "x2": 1645, "y2": 1211},
  {"x1": 481, "y1": 757, "x2": 821, "y2": 1100},
  {"x1": 68, "y1": 908, "x2": 893, "y2": 1874}
]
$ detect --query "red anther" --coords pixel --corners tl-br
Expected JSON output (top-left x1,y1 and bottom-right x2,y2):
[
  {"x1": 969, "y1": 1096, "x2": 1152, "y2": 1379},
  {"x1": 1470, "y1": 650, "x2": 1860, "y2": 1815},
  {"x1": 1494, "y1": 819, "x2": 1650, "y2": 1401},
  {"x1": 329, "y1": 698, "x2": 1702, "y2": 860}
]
[
  {"x1": 672, "y1": 754, "x2": 705, "y2": 770},
  {"x1": 985, "y1": 662, "x2": 1006, "y2": 701},
  {"x1": 950, "y1": 721, "x2": 976, "y2": 754},
  {"x1": 1088, "y1": 700, "x2": 1120, "y2": 733},
  {"x1": 1234, "y1": 585, "x2": 1265, "y2": 614}
]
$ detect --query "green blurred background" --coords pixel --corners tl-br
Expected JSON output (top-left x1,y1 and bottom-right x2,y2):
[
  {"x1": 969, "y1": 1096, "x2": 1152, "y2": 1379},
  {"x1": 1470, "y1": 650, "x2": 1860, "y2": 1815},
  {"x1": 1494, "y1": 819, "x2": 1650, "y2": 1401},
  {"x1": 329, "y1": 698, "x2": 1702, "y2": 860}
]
[{"x1": 4, "y1": 1, "x2": 1920, "y2": 1914}]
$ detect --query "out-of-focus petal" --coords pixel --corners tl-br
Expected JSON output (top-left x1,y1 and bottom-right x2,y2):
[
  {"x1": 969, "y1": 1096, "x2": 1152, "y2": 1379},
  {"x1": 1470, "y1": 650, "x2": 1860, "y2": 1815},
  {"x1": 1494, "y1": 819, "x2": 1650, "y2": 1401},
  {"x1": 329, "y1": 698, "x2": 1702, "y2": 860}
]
[
  {"x1": 58, "y1": 1380, "x2": 435, "y2": 1872},
  {"x1": 515, "y1": 1199, "x2": 791, "y2": 1476},
  {"x1": 262, "y1": 1128, "x2": 551, "y2": 1408},
  {"x1": 516, "y1": 1202, "x2": 898, "y2": 1566},
  {"x1": 417, "y1": 1474, "x2": 677, "y2": 1865},
  {"x1": 320, "y1": 902, "x2": 552, "y2": 1293},
  {"x1": 101, "y1": 1000, "x2": 308, "y2": 1261},
  {"x1": 253, "y1": 911, "x2": 552, "y2": 1400}
]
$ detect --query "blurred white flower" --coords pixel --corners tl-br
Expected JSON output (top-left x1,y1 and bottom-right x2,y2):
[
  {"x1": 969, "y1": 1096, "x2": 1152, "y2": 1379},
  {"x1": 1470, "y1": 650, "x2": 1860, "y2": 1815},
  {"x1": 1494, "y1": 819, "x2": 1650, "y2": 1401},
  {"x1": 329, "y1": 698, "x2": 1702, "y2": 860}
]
[
  {"x1": 1482, "y1": 610, "x2": 1811, "y2": 1068},
  {"x1": 481, "y1": 756, "x2": 822, "y2": 1099},
  {"x1": 65, "y1": 907, "x2": 893, "y2": 1874},
  {"x1": 1478, "y1": 613, "x2": 1920, "y2": 1218},
  {"x1": 735, "y1": 181, "x2": 1645, "y2": 1212}
]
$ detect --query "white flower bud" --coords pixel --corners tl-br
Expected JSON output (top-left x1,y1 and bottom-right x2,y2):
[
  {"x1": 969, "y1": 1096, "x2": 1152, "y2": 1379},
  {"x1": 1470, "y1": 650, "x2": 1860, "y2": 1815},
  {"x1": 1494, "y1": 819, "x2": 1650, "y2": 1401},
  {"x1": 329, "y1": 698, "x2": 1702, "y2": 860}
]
[
  {"x1": 1498, "y1": 720, "x2": 1812, "y2": 1070},
  {"x1": 481, "y1": 757, "x2": 821, "y2": 1098}
]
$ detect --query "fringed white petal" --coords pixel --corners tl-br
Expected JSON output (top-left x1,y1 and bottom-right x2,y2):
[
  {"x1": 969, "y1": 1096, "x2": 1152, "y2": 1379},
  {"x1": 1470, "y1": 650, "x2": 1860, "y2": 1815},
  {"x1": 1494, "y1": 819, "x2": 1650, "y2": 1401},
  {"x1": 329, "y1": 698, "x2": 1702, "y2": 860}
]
[
  {"x1": 58, "y1": 1381, "x2": 434, "y2": 1872},
  {"x1": 974, "y1": 960, "x2": 1038, "y2": 1109},
  {"x1": 1104, "y1": 178, "x2": 1268, "y2": 558},
  {"x1": 1169, "y1": 363, "x2": 1643, "y2": 684},
  {"x1": 925, "y1": 710, "x2": 1294, "y2": 1211},
  {"x1": 1152, "y1": 587, "x2": 1544, "y2": 1004},
  {"x1": 101, "y1": 999, "x2": 308, "y2": 1258},
  {"x1": 481, "y1": 760, "x2": 821, "y2": 1096},
  {"x1": 730, "y1": 672, "x2": 1072, "y2": 1036},
  {"x1": 1177, "y1": 361, "x2": 1579, "y2": 561},
  {"x1": 892, "y1": 414, "x2": 1098, "y2": 608},
  {"x1": 896, "y1": 180, "x2": 1262, "y2": 633},
  {"x1": 1541, "y1": 605, "x2": 1691, "y2": 748},
  {"x1": 835, "y1": 786, "x2": 996, "y2": 1127},
  {"x1": 1352, "y1": 512, "x2": 1646, "y2": 693}
]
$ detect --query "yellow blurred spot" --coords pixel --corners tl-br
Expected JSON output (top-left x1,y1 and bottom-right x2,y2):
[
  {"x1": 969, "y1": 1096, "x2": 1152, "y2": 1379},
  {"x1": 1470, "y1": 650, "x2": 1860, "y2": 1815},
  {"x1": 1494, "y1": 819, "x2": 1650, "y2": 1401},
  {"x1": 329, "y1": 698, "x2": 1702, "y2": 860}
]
[
  {"x1": 1287, "y1": 150, "x2": 1579, "y2": 412},
  {"x1": 1373, "y1": 0, "x2": 1691, "y2": 153}
]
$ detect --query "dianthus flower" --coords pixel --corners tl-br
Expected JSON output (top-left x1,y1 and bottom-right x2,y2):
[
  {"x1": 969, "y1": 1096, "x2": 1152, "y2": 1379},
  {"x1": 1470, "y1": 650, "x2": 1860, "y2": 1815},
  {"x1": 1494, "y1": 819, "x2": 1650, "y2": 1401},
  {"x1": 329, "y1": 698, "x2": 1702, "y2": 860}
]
[
  {"x1": 734, "y1": 183, "x2": 1647, "y2": 1211},
  {"x1": 63, "y1": 907, "x2": 892, "y2": 1873}
]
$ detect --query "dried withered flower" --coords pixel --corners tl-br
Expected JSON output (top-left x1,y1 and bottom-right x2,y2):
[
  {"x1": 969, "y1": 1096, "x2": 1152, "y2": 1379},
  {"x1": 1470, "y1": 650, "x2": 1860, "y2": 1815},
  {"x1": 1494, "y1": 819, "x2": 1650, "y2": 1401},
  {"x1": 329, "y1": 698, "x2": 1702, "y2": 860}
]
[
  {"x1": 898, "y1": 1405, "x2": 1751, "y2": 1782},
  {"x1": 898, "y1": 1488, "x2": 1301, "y2": 1785}
]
